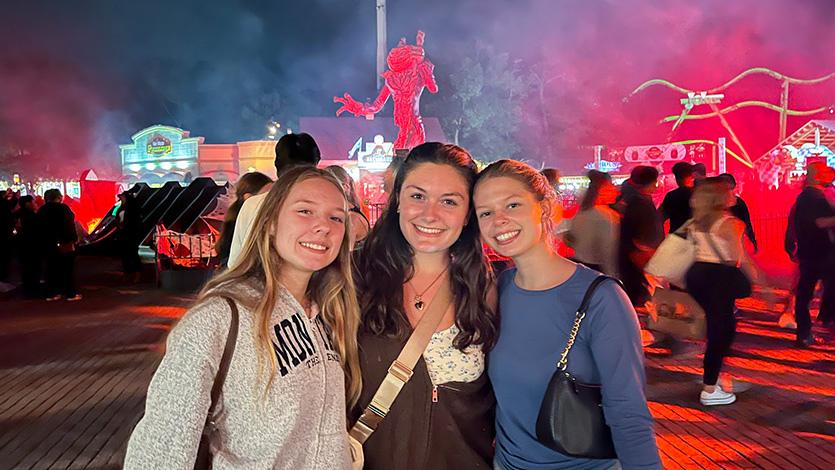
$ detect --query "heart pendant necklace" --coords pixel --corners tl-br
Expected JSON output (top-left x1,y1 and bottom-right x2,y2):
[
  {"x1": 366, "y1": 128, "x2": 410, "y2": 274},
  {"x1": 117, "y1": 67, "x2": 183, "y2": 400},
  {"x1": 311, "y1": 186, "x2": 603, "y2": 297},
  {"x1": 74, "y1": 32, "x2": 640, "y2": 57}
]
[{"x1": 409, "y1": 265, "x2": 449, "y2": 311}]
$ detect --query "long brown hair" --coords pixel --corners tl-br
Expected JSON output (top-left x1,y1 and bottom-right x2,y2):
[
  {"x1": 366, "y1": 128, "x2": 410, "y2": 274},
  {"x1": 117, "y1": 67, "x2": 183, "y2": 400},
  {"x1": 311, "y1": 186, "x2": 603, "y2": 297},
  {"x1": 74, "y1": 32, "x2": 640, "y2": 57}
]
[
  {"x1": 199, "y1": 166, "x2": 362, "y2": 406},
  {"x1": 355, "y1": 142, "x2": 499, "y2": 352}
]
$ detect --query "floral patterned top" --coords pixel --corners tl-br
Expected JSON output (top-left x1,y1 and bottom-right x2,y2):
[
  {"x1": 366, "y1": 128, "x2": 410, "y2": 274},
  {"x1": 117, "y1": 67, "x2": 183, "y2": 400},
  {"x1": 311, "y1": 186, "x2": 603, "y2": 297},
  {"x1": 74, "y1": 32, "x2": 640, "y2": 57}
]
[{"x1": 423, "y1": 324, "x2": 485, "y2": 385}]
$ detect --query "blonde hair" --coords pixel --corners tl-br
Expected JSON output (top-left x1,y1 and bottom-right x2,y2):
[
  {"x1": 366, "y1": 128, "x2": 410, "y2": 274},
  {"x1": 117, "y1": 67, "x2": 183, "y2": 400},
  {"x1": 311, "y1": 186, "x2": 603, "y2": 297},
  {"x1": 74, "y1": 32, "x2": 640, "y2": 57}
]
[
  {"x1": 198, "y1": 166, "x2": 362, "y2": 407},
  {"x1": 690, "y1": 177, "x2": 732, "y2": 232}
]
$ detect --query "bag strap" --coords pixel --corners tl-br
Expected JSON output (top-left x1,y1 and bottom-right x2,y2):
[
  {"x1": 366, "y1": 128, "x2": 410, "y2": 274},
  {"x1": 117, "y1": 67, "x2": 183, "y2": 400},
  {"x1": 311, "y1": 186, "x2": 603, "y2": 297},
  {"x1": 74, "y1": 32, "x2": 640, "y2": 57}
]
[
  {"x1": 205, "y1": 297, "x2": 239, "y2": 430},
  {"x1": 703, "y1": 217, "x2": 737, "y2": 267},
  {"x1": 350, "y1": 278, "x2": 453, "y2": 444},
  {"x1": 556, "y1": 275, "x2": 619, "y2": 372},
  {"x1": 674, "y1": 219, "x2": 694, "y2": 237}
]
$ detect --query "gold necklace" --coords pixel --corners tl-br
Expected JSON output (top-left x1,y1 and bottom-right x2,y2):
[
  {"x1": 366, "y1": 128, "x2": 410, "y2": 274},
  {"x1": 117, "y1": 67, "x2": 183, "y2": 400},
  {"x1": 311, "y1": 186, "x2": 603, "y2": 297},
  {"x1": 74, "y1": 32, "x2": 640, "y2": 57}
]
[{"x1": 407, "y1": 265, "x2": 449, "y2": 311}]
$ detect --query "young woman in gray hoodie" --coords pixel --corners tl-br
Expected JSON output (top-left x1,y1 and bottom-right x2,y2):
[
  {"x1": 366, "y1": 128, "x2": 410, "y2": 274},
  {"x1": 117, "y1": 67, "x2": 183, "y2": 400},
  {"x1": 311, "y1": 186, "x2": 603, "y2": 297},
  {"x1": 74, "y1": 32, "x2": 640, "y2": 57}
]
[{"x1": 125, "y1": 166, "x2": 362, "y2": 470}]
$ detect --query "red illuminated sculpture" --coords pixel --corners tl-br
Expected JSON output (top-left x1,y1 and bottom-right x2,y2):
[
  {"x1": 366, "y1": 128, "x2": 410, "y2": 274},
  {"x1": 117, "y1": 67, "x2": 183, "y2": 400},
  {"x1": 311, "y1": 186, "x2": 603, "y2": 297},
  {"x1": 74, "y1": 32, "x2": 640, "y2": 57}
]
[{"x1": 335, "y1": 31, "x2": 438, "y2": 150}]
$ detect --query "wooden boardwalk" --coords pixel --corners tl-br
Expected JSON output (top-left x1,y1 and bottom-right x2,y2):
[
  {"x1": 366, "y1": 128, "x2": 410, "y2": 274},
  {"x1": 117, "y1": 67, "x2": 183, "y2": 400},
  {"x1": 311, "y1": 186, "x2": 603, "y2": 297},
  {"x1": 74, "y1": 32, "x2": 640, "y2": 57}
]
[
  {"x1": 0, "y1": 257, "x2": 833, "y2": 469},
  {"x1": 643, "y1": 295, "x2": 835, "y2": 469}
]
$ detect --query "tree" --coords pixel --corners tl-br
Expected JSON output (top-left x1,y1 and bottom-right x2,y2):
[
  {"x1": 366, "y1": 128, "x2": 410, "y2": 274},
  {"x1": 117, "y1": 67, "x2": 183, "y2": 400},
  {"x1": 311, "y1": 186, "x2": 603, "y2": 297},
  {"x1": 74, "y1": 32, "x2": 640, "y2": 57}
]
[{"x1": 444, "y1": 42, "x2": 534, "y2": 162}]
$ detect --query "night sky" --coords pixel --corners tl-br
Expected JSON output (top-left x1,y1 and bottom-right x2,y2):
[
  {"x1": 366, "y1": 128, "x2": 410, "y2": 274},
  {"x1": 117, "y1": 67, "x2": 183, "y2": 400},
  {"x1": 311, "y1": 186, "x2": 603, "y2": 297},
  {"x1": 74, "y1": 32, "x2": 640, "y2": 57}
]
[{"x1": 1, "y1": 0, "x2": 834, "y2": 178}]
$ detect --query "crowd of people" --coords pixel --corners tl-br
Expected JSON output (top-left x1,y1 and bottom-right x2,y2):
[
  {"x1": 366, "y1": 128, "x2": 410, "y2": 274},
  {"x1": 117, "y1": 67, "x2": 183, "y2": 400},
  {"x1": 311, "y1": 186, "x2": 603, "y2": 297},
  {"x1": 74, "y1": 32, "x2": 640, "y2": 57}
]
[
  {"x1": 123, "y1": 135, "x2": 663, "y2": 470},
  {"x1": 0, "y1": 185, "x2": 148, "y2": 300},
  {"x1": 121, "y1": 133, "x2": 835, "y2": 469},
  {"x1": 5, "y1": 131, "x2": 827, "y2": 469},
  {"x1": 1, "y1": 188, "x2": 83, "y2": 301}
]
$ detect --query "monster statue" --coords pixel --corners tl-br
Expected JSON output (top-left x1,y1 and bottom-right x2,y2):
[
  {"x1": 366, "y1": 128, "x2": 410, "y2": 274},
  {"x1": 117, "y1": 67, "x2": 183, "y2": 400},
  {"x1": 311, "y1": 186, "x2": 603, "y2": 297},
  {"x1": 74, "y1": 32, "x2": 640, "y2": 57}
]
[{"x1": 334, "y1": 31, "x2": 438, "y2": 150}]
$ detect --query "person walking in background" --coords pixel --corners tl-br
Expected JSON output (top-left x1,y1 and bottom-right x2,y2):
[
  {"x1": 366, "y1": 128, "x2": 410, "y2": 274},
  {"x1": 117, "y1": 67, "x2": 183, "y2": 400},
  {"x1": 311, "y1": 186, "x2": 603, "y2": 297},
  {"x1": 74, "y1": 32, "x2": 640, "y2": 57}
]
[
  {"x1": 720, "y1": 173, "x2": 757, "y2": 253},
  {"x1": 227, "y1": 133, "x2": 321, "y2": 267},
  {"x1": 685, "y1": 178, "x2": 772, "y2": 405},
  {"x1": 792, "y1": 162, "x2": 835, "y2": 347},
  {"x1": 37, "y1": 189, "x2": 80, "y2": 302},
  {"x1": 125, "y1": 167, "x2": 361, "y2": 469},
  {"x1": 474, "y1": 160, "x2": 661, "y2": 470},
  {"x1": 0, "y1": 189, "x2": 18, "y2": 283},
  {"x1": 116, "y1": 192, "x2": 143, "y2": 282},
  {"x1": 618, "y1": 166, "x2": 663, "y2": 307},
  {"x1": 566, "y1": 170, "x2": 620, "y2": 276},
  {"x1": 325, "y1": 165, "x2": 371, "y2": 248},
  {"x1": 13, "y1": 195, "x2": 41, "y2": 298},
  {"x1": 214, "y1": 171, "x2": 272, "y2": 268},
  {"x1": 692, "y1": 162, "x2": 707, "y2": 183},
  {"x1": 611, "y1": 167, "x2": 640, "y2": 216},
  {"x1": 660, "y1": 162, "x2": 695, "y2": 234},
  {"x1": 541, "y1": 168, "x2": 566, "y2": 227}
]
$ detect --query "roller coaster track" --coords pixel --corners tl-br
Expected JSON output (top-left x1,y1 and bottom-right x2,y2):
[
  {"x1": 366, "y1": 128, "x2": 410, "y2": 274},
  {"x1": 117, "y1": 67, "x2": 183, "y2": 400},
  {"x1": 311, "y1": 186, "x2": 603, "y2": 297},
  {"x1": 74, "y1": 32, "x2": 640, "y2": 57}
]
[
  {"x1": 660, "y1": 101, "x2": 830, "y2": 123},
  {"x1": 628, "y1": 68, "x2": 835, "y2": 99},
  {"x1": 626, "y1": 67, "x2": 835, "y2": 164}
]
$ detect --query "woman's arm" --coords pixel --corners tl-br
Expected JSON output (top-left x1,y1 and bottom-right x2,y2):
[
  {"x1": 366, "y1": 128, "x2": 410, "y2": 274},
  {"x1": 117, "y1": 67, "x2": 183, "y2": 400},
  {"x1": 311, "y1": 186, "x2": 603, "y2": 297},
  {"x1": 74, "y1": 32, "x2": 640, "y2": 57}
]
[
  {"x1": 124, "y1": 297, "x2": 233, "y2": 469},
  {"x1": 588, "y1": 283, "x2": 663, "y2": 470}
]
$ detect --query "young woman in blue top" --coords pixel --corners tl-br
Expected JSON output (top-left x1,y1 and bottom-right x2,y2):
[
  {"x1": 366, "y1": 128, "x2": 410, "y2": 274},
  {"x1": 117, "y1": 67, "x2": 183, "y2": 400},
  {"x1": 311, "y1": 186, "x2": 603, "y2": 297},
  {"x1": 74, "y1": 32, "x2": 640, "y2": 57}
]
[{"x1": 473, "y1": 160, "x2": 662, "y2": 470}]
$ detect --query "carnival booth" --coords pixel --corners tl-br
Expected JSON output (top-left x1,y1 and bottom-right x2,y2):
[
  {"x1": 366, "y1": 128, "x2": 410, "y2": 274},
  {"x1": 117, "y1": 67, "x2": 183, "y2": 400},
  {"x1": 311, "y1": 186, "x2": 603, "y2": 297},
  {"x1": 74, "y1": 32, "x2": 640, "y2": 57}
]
[
  {"x1": 563, "y1": 141, "x2": 718, "y2": 207},
  {"x1": 753, "y1": 120, "x2": 835, "y2": 191}
]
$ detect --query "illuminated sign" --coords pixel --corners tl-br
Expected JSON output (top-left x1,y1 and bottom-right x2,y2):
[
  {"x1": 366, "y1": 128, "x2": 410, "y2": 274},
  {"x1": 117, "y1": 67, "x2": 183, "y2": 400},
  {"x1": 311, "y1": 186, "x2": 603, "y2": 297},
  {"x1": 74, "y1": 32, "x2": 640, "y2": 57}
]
[
  {"x1": 146, "y1": 134, "x2": 173, "y2": 157},
  {"x1": 785, "y1": 143, "x2": 835, "y2": 180},
  {"x1": 121, "y1": 125, "x2": 203, "y2": 180},
  {"x1": 357, "y1": 135, "x2": 394, "y2": 170},
  {"x1": 624, "y1": 144, "x2": 686, "y2": 163},
  {"x1": 584, "y1": 160, "x2": 623, "y2": 172},
  {"x1": 347, "y1": 137, "x2": 363, "y2": 159}
]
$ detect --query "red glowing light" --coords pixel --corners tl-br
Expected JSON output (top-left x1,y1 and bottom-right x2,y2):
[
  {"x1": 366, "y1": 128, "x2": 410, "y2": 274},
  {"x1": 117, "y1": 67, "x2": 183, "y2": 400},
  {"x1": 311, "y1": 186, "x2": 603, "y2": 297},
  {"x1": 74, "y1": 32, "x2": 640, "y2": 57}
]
[{"x1": 335, "y1": 31, "x2": 438, "y2": 150}]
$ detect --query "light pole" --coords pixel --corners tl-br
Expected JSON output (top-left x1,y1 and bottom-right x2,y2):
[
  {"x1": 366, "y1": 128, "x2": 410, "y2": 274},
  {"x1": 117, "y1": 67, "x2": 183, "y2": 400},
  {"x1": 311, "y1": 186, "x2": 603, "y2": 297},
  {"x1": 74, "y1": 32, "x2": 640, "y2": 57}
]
[{"x1": 376, "y1": 0, "x2": 386, "y2": 91}]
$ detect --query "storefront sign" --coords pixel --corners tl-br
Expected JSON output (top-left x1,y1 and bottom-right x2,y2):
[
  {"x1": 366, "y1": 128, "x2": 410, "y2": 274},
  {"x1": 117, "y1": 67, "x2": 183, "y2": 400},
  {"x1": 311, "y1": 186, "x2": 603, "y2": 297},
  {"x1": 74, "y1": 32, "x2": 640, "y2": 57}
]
[
  {"x1": 121, "y1": 125, "x2": 202, "y2": 181},
  {"x1": 584, "y1": 160, "x2": 622, "y2": 172},
  {"x1": 146, "y1": 134, "x2": 173, "y2": 157},
  {"x1": 623, "y1": 144, "x2": 687, "y2": 163},
  {"x1": 357, "y1": 135, "x2": 394, "y2": 170}
]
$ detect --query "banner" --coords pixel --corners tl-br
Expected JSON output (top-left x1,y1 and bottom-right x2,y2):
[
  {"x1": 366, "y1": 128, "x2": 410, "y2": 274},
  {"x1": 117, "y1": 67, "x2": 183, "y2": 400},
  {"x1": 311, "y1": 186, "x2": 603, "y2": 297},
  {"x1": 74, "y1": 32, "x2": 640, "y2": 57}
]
[{"x1": 623, "y1": 144, "x2": 687, "y2": 163}]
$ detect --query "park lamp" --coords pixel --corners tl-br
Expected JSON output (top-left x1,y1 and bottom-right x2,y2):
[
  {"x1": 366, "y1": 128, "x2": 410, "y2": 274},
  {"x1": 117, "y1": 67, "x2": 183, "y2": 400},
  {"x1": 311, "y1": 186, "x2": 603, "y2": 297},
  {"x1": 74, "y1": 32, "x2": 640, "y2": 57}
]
[{"x1": 266, "y1": 122, "x2": 281, "y2": 140}]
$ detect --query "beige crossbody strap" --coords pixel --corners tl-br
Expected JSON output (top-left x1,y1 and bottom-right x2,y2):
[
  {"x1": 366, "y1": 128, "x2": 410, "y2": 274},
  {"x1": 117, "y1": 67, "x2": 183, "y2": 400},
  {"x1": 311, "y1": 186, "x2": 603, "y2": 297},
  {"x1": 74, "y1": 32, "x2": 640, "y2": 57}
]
[{"x1": 350, "y1": 278, "x2": 453, "y2": 444}]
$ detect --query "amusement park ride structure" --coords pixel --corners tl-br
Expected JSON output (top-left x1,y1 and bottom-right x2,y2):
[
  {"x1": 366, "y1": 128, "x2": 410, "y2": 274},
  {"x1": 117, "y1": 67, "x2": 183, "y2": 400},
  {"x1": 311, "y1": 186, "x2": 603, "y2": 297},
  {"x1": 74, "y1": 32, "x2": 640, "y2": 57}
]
[{"x1": 627, "y1": 67, "x2": 835, "y2": 173}]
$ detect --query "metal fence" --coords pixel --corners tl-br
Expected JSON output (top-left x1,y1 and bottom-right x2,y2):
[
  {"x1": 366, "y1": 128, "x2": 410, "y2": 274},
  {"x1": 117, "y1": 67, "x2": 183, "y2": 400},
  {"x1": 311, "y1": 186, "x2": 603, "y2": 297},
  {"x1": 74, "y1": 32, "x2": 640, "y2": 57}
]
[
  {"x1": 368, "y1": 203, "x2": 387, "y2": 226},
  {"x1": 153, "y1": 230, "x2": 219, "y2": 286},
  {"x1": 750, "y1": 212, "x2": 790, "y2": 254}
]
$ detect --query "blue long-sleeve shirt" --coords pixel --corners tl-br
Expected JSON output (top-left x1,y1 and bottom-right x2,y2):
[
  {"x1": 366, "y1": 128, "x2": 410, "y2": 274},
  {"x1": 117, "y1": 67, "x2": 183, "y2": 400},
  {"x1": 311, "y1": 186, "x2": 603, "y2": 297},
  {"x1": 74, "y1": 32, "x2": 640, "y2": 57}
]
[{"x1": 489, "y1": 265, "x2": 662, "y2": 470}]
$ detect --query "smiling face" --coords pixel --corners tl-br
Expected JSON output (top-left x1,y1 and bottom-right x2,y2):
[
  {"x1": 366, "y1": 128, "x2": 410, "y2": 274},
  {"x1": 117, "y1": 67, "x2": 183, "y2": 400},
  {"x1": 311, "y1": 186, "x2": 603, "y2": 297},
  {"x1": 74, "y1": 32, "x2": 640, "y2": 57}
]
[
  {"x1": 398, "y1": 162, "x2": 470, "y2": 255},
  {"x1": 273, "y1": 177, "x2": 348, "y2": 280},
  {"x1": 474, "y1": 176, "x2": 549, "y2": 259}
]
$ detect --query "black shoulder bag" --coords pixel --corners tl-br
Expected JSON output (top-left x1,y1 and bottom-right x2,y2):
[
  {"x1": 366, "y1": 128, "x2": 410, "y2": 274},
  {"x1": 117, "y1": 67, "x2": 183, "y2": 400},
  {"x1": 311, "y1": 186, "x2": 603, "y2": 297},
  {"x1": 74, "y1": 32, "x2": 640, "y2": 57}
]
[
  {"x1": 535, "y1": 275, "x2": 619, "y2": 459},
  {"x1": 194, "y1": 297, "x2": 239, "y2": 470}
]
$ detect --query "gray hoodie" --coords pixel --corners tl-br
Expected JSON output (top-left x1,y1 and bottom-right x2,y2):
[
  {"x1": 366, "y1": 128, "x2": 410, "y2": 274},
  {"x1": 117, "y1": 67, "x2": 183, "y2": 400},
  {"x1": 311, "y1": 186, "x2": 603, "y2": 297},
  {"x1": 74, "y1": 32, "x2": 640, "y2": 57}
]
[{"x1": 124, "y1": 284, "x2": 352, "y2": 470}]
